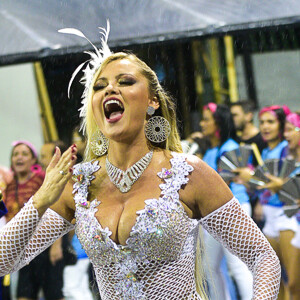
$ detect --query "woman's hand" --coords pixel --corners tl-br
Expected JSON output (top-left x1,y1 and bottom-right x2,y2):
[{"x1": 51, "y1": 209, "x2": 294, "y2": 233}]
[
  {"x1": 33, "y1": 144, "x2": 77, "y2": 215},
  {"x1": 232, "y1": 167, "x2": 254, "y2": 184},
  {"x1": 257, "y1": 174, "x2": 284, "y2": 193}
]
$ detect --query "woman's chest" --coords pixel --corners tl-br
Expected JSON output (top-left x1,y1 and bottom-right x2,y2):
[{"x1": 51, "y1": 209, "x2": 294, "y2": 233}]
[
  {"x1": 90, "y1": 174, "x2": 163, "y2": 245},
  {"x1": 74, "y1": 195, "x2": 196, "y2": 266},
  {"x1": 72, "y1": 155, "x2": 196, "y2": 264}
]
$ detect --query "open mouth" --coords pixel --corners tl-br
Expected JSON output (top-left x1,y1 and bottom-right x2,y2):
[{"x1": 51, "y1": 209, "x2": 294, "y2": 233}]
[{"x1": 103, "y1": 99, "x2": 124, "y2": 121}]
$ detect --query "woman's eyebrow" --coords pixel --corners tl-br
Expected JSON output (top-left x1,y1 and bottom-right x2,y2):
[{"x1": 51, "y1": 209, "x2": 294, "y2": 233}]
[
  {"x1": 95, "y1": 77, "x2": 107, "y2": 82},
  {"x1": 95, "y1": 73, "x2": 135, "y2": 82}
]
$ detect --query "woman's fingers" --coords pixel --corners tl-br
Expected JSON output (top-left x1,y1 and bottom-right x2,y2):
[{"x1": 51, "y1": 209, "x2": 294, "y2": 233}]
[
  {"x1": 50, "y1": 144, "x2": 77, "y2": 175},
  {"x1": 56, "y1": 154, "x2": 76, "y2": 176},
  {"x1": 47, "y1": 147, "x2": 61, "y2": 170},
  {"x1": 33, "y1": 144, "x2": 78, "y2": 213}
]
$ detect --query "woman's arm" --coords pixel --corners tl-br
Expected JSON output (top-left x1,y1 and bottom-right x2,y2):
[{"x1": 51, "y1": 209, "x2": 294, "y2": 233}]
[
  {"x1": 0, "y1": 145, "x2": 77, "y2": 276},
  {"x1": 187, "y1": 156, "x2": 280, "y2": 299}
]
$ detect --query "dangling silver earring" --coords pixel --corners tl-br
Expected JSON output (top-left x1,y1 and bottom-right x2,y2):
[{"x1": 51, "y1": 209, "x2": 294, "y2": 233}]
[
  {"x1": 90, "y1": 129, "x2": 109, "y2": 156},
  {"x1": 144, "y1": 106, "x2": 171, "y2": 143}
]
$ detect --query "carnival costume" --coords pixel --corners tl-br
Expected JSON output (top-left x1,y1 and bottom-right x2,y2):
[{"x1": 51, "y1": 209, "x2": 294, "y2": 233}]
[
  {"x1": 0, "y1": 153, "x2": 280, "y2": 299},
  {"x1": 260, "y1": 140, "x2": 298, "y2": 238},
  {"x1": 0, "y1": 23, "x2": 280, "y2": 299}
]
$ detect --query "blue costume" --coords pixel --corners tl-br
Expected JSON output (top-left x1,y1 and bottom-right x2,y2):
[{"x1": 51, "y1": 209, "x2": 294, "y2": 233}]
[
  {"x1": 203, "y1": 138, "x2": 249, "y2": 205},
  {"x1": 259, "y1": 140, "x2": 297, "y2": 238},
  {"x1": 0, "y1": 201, "x2": 7, "y2": 300},
  {"x1": 260, "y1": 140, "x2": 288, "y2": 206},
  {"x1": 0, "y1": 202, "x2": 7, "y2": 219}
]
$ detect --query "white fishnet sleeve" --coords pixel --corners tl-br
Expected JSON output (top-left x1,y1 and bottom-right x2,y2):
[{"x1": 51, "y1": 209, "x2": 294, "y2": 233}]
[
  {"x1": 200, "y1": 197, "x2": 280, "y2": 300},
  {"x1": 0, "y1": 197, "x2": 74, "y2": 276}
]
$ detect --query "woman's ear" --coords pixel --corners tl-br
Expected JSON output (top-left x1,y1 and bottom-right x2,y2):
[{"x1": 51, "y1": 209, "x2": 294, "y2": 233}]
[{"x1": 148, "y1": 96, "x2": 160, "y2": 110}]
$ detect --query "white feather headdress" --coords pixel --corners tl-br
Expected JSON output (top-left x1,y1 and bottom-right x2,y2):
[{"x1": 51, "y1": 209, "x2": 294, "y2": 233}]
[{"x1": 58, "y1": 20, "x2": 112, "y2": 133}]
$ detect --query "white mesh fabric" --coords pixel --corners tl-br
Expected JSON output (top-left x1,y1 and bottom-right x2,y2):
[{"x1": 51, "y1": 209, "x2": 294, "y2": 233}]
[
  {"x1": 73, "y1": 155, "x2": 205, "y2": 299},
  {"x1": 93, "y1": 252, "x2": 203, "y2": 300},
  {"x1": 200, "y1": 197, "x2": 281, "y2": 299},
  {"x1": 0, "y1": 197, "x2": 74, "y2": 276}
]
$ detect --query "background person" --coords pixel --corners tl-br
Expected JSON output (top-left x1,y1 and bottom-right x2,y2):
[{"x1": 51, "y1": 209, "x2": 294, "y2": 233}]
[
  {"x1": 4, "y1": 141, "x2": 66, "y2": 300},
  {"x1": 200, "y1": 102, "x2": 253, "y2": 300},
  {"x1": 255, "y1": 106, "x2": 297, "y2": 300},
  {"x1": 0, "y1": 167, "x2": 12, "y2": 300},
  {"x1": 230, "y1": 100, "x2": 267, "y2": 155},
  {"x1": 0, "y1": 190, "x2": 9, "y2": 300},
  {"x1": 256, "y1": 112, "x2": 300, "y2": 299},
  {"x1": 230, "y1": 100, "x2": 268, "y2": 228},
  {"x1": 281, "y1": 112, "x2": 300, "y2": 299},
  {"x1": 3, "y1": 141, "x2": 45, "y2": 300}
]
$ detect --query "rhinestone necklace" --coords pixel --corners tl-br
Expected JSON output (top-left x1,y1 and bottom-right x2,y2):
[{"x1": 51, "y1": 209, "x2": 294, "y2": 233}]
[{"x1": 106, "y1": 150, "x2": 154, "y2": 193}]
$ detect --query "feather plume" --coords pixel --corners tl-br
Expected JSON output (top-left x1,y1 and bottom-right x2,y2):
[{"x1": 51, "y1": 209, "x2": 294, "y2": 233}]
[
  {"x1": 58, "y1": 28, "x2": 100, "y2": 56},
  {"x1": 67, "y1": 61, "x2": 87, "y2": 98},
  {"x1": 58, "y1": 20, "x2": 112, "y2": 133}
]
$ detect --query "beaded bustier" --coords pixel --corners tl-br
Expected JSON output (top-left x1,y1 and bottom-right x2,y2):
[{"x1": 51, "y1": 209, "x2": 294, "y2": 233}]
[{"x1": 72, "y1": 153, "x2": 202, "y2": 300}]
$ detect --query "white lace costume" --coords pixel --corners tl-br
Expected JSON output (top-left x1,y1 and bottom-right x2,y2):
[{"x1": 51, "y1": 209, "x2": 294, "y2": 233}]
[{"x1": 0, "y1": 153, "x2": 280, "y2": 299}]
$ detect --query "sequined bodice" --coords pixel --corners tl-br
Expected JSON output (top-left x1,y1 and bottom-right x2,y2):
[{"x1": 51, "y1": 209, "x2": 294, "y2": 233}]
[{"x1": 73, "y1": 153, "x2": 202, "y2": 299}]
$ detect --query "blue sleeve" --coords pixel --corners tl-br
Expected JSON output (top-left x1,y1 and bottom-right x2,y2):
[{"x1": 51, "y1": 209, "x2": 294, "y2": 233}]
[
  {"x1": 219, "y1": 140, "x2": 249, "y2": 204},
  {"x1": 71, "y1": 233, "x2": 88, "y2": 259},
  {"x1": 0, "y1": 201, "x2": 7, "y2": 218},
  {"x1": 218, "y1": 139, "x2": 239, "y2": 157},
  {"x1": 229, "y1": 182, "x2": 249, "y2": 205}
]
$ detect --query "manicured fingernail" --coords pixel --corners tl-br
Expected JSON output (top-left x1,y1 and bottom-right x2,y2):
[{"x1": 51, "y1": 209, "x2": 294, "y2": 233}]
[
  {"x1": 71, "y1": 148, "x2": 76, "y2": 153},
  {"x1": 69, "y1": 168, "x2": 73, "y2": 173},
  {"x1": 71, "y1": 144, "x2": 77, "y2": 148},
  {"x1": 71, "y1": 155, "x2": 76, "y2": 160}
]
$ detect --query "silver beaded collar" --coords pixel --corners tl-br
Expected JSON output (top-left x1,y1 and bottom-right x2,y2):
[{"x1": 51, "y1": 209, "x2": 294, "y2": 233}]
[{"x1": 105, "y1": 151, "x2": 154, "y2": 193}]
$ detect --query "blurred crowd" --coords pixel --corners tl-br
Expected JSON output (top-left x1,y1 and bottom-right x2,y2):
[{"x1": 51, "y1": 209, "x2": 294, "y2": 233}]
[
  {"x1": 0, "y1": 100, "x2": 299, "y2": 300},
  {"x1": 182, "y1": 101, "x2": 300, "y2": 300}
]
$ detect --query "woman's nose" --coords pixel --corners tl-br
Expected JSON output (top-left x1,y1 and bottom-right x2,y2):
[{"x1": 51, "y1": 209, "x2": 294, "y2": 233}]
[{"x1": 105, "y1": 83, "x2": 118, "y2": 96}]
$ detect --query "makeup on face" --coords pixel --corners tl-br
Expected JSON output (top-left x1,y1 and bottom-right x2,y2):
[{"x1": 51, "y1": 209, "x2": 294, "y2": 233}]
[{"x1": 259, "y1": 112, "x2": 281, "y2": 142}]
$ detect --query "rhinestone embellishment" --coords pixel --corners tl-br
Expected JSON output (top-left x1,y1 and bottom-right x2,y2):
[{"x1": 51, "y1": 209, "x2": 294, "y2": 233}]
[{"x1": 106, "y1": 151, "x2": 153, "y2": 193}]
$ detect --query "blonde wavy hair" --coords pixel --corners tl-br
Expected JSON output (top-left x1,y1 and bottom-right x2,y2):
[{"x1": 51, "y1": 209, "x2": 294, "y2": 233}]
[
  {"x1": 82, "y1": 52, "x2": 208, "y2": 298},
  {"x1": 83, "y1": 52, "x2": 182, "y2": 161}
]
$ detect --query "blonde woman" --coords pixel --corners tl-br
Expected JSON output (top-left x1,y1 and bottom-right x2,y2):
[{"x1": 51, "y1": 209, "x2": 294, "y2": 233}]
[{"x1": 0, "y1": 26, "x2": 280, "y2": 299}]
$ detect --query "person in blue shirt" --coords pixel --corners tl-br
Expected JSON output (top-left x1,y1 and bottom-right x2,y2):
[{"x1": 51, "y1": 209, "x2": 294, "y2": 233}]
[
  {"x1": 0, "y1": 191, "x2": 7, "y2": 300},
  {"x1": 258, "y1": 111, "x2": 300, "y2": 299},
  {"x1": 283, "y1": 112, "x2": 300, "y2": 299},
  {"x1": 0, "y1": 191, "x2": 7, "y2": 219},
  {"x1": 254, "y1": 106, "x2": 298, "y2": 299},
  {"x1": 200, "y1": 103, "x2": 253, "y2": 300}
]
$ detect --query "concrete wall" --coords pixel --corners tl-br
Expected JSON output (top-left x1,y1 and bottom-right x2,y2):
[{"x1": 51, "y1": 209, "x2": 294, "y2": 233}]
[
  {"x1": 0, "y1": 63, "x2": 43, "y2": 168},
  {"x1": 236, "y1": 50, "x2": 300, "y2": 113}
]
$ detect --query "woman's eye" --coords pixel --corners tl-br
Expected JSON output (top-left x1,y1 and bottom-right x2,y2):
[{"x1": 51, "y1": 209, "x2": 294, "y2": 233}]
[
  {"x1": 93, "y1": 83, "x2": 106, "y2": 91},
  {"x1": 119, "y1": 79, "x2": 135, "y2": 85}
]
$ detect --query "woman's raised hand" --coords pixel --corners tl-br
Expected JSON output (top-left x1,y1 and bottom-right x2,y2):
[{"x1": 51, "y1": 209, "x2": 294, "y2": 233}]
[{"x1": 33, "y1": 144, "x2": 77, "y2": 215}]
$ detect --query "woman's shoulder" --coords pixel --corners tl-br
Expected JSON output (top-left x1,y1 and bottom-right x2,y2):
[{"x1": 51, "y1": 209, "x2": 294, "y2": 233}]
[
  {"x1": 184, "y1": 153, "x2": 216, "y2": 180},
  {"x1": 180, "y1": 154, "x2": 233, "y2": 217}
]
